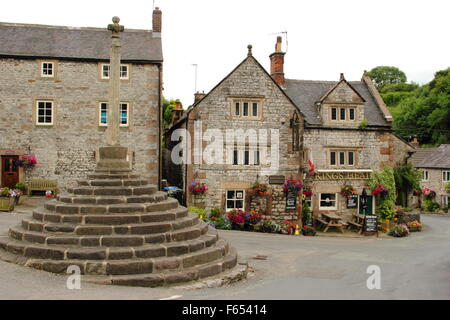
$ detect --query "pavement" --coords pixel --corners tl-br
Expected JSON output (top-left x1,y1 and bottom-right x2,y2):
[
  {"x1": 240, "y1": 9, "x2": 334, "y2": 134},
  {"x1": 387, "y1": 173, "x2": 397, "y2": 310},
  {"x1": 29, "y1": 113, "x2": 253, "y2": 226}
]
[{"x1": 0, "y1": 197, "x2": 449, "y2": 300}]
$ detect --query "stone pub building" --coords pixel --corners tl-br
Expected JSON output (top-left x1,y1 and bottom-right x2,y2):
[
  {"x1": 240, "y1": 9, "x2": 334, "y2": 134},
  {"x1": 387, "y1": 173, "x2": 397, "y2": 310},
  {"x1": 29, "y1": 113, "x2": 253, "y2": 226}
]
[
  {"x1": 165, "y1": 37, "x2": 413, "y2": 221},
  {"x1": 0, "y1": 8, "x2": 163, "y2": 190}
]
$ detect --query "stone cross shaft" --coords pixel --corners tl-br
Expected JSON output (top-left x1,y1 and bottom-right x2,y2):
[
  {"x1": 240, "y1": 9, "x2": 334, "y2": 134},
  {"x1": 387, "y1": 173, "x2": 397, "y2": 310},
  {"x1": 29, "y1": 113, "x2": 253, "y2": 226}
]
[{"x1": 106, "y1": 16, "x2": 125, "y2": 146}]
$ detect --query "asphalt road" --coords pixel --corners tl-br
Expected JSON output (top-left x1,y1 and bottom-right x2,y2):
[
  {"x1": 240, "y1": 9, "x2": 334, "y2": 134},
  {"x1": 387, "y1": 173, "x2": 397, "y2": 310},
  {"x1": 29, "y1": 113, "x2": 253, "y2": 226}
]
[{"x1": 0, "y1": 210, "x2": 449, "y2": 300}]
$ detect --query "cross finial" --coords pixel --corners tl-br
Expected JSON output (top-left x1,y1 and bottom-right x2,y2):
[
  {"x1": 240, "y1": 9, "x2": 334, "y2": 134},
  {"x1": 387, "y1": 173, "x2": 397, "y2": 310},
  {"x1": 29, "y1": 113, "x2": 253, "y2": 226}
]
[
  {"x1": 108, "y1": 16, "x2": 124, "y2": 37},
  {"x1": 247, "y1": 44, "x2": 253, "y2": 56}
]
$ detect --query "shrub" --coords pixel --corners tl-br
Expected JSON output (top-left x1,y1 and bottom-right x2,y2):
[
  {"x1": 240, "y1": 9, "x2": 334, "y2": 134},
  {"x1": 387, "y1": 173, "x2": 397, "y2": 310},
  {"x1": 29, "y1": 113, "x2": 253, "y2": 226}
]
[
  {"x1": 445, "y1": 182, "x2": 450, "y2": 193},
  {"x1": 261, "y1": 220, "x2": 280, "y2": 233},
  {"x1": 423, "y1": 199, "x2": 440, "y2": 212},
  {"x1": 302, "y1": 201, "x2": 312, "y2": 226},
  {"x1": 15, "y1": 183, "x2": 27, "y2": 192},
  {"x1": 368, "y1": 166, "x2": 396, "y2": 221},
  {"x1": 188, "y1": 206, "x2": 207, "y2": 219},
  {"x1": 207, "y1": 216, "x2": 232, "y2": 230},
  {"x1": 210, "y1": 207, "x2": 222, "y2": 218},
  {"x1": 358, "y1": 119, "x2": 367, "y2": 129},
  {"x1": 388, "y1": 224, "x2": 409, "y2": 237}
]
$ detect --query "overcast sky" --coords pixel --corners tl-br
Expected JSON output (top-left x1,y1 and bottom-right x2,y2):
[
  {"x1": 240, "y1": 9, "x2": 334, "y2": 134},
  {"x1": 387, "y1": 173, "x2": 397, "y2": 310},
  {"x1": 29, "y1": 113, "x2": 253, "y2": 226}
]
[{"x1": 2, "y1": 0, "x2": 449, "y2": 107}]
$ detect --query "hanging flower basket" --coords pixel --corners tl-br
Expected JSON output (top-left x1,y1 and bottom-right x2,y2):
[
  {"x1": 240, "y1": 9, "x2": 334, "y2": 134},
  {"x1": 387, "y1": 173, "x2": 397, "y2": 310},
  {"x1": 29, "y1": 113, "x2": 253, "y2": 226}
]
[
  {"x1": 252, "y1": 182, "x2": 269, "y2": 196},
  {"x1": 283, "y1": 179, "x2": 304, "y2": 194},
  {"x1": 422, "y1": 188, "x2": 436, "y2": 201},
  {"x1": 189, "y1": 181, "x2": 208, "y2": 197},
  {"x1": 303, "y1": 186, "x2": 313, "y2": 197},
  {"x1": 14, "y1": 155, "x2": 37, "y2": 169},
  {"x1": 371, "y1": 184, "x2": 389, "y2": 197},
  {"x1": 341, "y1": 185, "x2": 356, "y2": 198}
]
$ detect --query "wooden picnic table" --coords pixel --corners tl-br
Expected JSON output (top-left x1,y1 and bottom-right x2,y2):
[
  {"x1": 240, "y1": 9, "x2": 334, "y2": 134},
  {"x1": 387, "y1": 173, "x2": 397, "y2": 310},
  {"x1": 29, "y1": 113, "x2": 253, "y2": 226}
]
[{"x1": 320, "y1": 212, "x2": 345, "y2": 233}]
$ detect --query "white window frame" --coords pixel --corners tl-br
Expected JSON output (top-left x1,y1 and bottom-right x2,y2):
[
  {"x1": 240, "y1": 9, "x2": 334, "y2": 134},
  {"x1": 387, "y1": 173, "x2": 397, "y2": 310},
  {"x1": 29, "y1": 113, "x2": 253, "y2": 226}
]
[
  {"x1": 319, "y1": 193, "x2": 337, "y2": 210},
  {"x1": 443, "y1": 171, "x2": 450, "y2": 182},
  {"x1": 101, "y1": 63, "x2": 129, "y2": 80},
  {"x1": 422, "y1": 170, "x2": 429, "y2": 182},
  {"x1": 226, "y1": 190, "x2": 245, "y2": 212},
  {"x1": 98, "y1": 102, "x2": 130, "y2": 127},
  {"x1": 36, "y1": 100, "x2": 54, "y2": 125},
  {"x1": 41, "y1": 61, "x2": 54, "y2": 78}
]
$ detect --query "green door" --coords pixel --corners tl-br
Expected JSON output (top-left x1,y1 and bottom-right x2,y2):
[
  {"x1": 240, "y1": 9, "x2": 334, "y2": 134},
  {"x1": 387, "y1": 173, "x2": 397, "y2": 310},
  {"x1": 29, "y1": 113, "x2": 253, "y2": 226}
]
[{"x1": 359, "y1": 195, "x2": 373, "y2": 215}]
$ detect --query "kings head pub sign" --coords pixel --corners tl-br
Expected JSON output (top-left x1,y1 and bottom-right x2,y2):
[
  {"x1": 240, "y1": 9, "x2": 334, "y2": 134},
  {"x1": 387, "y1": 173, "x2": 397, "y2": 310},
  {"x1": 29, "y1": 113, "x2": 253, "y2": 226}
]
[{"x1": 314, "y1": 171, "x2": 372, "y2": 181}]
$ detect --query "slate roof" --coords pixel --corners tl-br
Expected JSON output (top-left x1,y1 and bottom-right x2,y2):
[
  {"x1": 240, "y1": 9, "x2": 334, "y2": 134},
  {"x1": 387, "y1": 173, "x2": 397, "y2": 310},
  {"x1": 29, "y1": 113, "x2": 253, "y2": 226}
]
[
  {"x1": 410, "y1": 148, "x2": 437, "y2": 167},
  {"x1": 415, "y1": 145, "x2": 450, "y2": 169},
  {"x1": 285, "y1": 79, "x2": 389, "y2": 127},
  {"x1": 0, "y1": 22, "x2": 163, "y2": 63}
]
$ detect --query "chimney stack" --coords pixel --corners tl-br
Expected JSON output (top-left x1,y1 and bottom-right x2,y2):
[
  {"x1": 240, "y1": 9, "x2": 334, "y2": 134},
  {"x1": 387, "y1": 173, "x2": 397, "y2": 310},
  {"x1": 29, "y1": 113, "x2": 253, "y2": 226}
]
[
  {"x1": 153, "y1": 7, "x2": 162, "y2": 33},
  {"x1": 194, "y1": 91, "x2": 206, "y2": 104},
  {"x1": 270, "y1": 36, "x2": 286, "y2": 87},
  {"x1": 171, "y1": 100, "x2": 183, "y2": 125}
]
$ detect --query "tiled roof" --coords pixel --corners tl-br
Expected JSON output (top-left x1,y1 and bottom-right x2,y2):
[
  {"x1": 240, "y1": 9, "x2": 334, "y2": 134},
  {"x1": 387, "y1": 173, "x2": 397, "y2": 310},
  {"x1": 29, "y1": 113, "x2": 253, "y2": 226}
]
[
  {"x1": 284, "y1": 79, "x2": 389, "y2": 127},
  {"x1": 415, "y1": 145, "x2": 450, "y2": 169},
  {"x1": 0, "y1": 22, "x2": 163, "y2": 63}
]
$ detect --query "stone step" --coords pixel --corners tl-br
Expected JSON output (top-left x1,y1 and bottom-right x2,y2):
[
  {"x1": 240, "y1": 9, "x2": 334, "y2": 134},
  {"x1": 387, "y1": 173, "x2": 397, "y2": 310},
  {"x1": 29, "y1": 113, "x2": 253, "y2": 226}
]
[
  {"x1": 87, "y1": 173, "x2": 141, "y2": 180},
  {"x1": 32, "y1": 206, "x2": 188, "y2": 224},
  {"x1": 43, "y1": 197, "x2": 179, "y2": 215},
  {"x1": 77, "y1": 179, "x2": 149, "y2": 187},
  {"x1": 3, "y1": 238, "x2": 230, "y2": 276},
  {"x1": 8, "y1": 220, "x2": 211, "y2": 247},
  {"x1": 66, "y1": 185, "x2": 157, "y2": 197},
  {"x1": 97, "y1": 247, "x2": 238, "y2": 287},
  {"x1": 21, "y1": 214, "x2": 199, "y2": 235},
  {"x1": 0, "y1": 230, "x2": 220, "y2": 261},
  {"x1": 94, "y1": 168, "x2": 133, "y2": 174},
  {"x1": 57, "y1": 192, "x2": 168, "y2": 205}
]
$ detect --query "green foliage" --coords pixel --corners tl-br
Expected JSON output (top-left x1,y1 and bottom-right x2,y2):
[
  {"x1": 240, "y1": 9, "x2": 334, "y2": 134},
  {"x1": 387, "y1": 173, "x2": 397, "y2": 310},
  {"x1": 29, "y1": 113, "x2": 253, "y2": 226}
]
[
  {"x1": 445, "y1": 182, "x2": 450, "y2": 193},
  {"x1": 367, "y1": 66, "x2": 407, "y2": 90},
  {"x1": 162, "y1": 98, "x2": 183, "y2": 130},
  {"x1": 210, "y1": 207, "x2": 222, "y2": 218},
  {"x1": 423, "y1": 199, "x2": 440, "y2": 212},
  {"x1": 188, "y1": 206, "x2": 207, "y2": 218},
  {"x1": 15, "y1": 183, "x2": 27, "y2": 192},
  {"x1": 301, "y1": 201, "x2": 312, "y2": 226},
  {"x1": 206, "y1": 216, "x2": 231, "y2": 230},
  {"x1": 368, "y1": 166, "x2": 396, "y2": 221},
  {"x1": 388, "y1": 224, "x2": 409, "y2": 237},
  {"x1": 393, "y1": 67, "x2": 450, "y2": 145},
  {"x1": 393, "y1": 164, "x2": 422, "y2": 207},
  {"x1": 358, "y1": 119, "x2": 367, "y2": 129},
  {"x1": 261, "y1": 220, "x2": 280, "y2": 233}
]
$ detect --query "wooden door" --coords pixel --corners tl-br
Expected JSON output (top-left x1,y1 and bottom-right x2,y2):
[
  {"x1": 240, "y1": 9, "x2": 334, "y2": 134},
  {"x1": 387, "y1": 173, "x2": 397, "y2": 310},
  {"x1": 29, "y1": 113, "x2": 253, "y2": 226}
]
[
  {"x1": 1, "y1": 156, "x2": 19, "y2": 188},
  {"x1": 358, "y1": 195, "x2": 374, "y2": 215}
]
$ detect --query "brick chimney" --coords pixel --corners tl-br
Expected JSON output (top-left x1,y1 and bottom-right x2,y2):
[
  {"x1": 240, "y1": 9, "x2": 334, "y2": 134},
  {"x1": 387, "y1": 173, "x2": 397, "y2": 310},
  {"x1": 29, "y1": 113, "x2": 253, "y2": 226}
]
[
  {"x1": 153, "y1": 7, "x2": 162, "y2": 33},
  {"x1": 194, "y1": 91, "x2": 206, "y2": 104},
  {"x1": 270, "y1": 36, "x2": 286, "y2": 87}
]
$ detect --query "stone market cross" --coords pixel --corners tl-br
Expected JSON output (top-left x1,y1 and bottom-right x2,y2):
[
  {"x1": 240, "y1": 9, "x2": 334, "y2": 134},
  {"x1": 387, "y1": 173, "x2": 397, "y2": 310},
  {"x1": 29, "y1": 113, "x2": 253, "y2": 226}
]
[{"x1": 106, "y1": 16, "x2": 124, "y2": 147}]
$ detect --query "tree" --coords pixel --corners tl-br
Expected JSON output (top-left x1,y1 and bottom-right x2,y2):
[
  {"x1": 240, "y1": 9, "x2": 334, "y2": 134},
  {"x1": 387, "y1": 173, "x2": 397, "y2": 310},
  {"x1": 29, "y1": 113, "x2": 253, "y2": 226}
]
[
  {"x1": 393, "y1": 164, "x2": 422, "y2": 207},
  {"x1": 162, "y1": 98, "x2": 181, "y2": 130},
  {"x1": 367, "y1": 66, "x2": 407, "y2": 90},
  {"x1": 393, "y1": 67, "x2": 450, "y2": 145}
]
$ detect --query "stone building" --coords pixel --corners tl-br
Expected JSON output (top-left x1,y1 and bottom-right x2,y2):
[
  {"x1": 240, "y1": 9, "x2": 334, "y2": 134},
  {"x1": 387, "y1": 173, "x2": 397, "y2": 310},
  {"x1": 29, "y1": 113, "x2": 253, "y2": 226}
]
[
  {"x1": 0, "y1": 8, "x2": 163, "y2": 190},
  {"x1": 411, "y1": 145, "x2": 450, "y2": 208},
  {"x1": 165, "y1": 37, "x2": 414, "y2": 222}
]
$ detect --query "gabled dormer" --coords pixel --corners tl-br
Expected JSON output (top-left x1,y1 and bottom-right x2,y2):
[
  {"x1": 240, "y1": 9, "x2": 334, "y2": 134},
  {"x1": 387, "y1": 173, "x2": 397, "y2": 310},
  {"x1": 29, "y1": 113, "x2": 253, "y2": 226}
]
[{"x1": 318, "y1": 73, "x2": 366, "y2": 128}]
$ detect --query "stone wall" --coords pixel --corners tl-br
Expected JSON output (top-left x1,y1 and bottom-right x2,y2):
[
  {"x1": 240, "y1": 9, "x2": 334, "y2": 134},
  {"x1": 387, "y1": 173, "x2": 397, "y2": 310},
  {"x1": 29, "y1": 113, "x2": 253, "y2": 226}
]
[
  {"x1": 418, "y1": 168, "x2": 449, "y2": 207},
  {"x1": 0, "y1": 58, "x2": 160, "y2": 189}
]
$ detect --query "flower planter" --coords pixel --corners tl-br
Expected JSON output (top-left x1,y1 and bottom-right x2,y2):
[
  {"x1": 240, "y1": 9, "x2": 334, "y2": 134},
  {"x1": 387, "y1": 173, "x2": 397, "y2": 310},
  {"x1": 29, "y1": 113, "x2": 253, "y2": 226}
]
[
  {"x1": 408, "y1": 226, "x2": 422, "y2": 232},
  {"x1": 0, "y1": 198, "x2": 15, "y2": 212}
]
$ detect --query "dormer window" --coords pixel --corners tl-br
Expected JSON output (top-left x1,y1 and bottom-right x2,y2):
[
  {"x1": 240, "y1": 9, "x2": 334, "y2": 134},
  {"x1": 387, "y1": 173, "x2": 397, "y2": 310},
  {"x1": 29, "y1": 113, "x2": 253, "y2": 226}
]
[{"x1": 330, "y1": 106, "x2": 357, "y2": 122}]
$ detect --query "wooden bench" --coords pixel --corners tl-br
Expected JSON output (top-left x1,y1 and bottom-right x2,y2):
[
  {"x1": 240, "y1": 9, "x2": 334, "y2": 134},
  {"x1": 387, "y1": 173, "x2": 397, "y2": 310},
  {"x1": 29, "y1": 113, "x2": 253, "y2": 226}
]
[{"x1": 27, "y1": 179, "x2": 59, "y2": 196}]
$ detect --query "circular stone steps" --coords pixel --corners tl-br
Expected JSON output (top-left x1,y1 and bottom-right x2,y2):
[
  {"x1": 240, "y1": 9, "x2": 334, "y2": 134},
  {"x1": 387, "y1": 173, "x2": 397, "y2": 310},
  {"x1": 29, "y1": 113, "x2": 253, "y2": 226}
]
[{"x1": 0, "y1": 164, "x2": 238, "y2": 287}]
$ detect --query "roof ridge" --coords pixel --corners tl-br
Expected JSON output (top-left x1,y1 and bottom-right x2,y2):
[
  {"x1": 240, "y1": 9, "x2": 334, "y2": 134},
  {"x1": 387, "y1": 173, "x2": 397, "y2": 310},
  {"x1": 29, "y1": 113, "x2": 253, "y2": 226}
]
[
  {"x1": 286, "y1": 78, "x2": 363, "y2": 84},
  {"x1": 0, "y1": 22, "x2": 151, "y2": 33}
]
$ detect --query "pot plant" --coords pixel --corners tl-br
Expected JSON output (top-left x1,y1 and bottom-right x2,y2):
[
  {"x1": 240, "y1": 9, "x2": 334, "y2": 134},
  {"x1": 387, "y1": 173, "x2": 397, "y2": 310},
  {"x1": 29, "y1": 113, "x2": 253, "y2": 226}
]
[
  {"x1": 14, "y1": 182, "x2": 27, "y2": 205},
  {"x1": 406, "y1": 221, "x2": 422, "y2": 232},
  {"x1": 0, "y1": 187, "x2": 16, "y2": 212},
  {"x1": 252, "y1": 182, "x2": 269, "y2": 196},
  {"x1": 341, "y1": 185, "x2": 356, "y2": 198}
]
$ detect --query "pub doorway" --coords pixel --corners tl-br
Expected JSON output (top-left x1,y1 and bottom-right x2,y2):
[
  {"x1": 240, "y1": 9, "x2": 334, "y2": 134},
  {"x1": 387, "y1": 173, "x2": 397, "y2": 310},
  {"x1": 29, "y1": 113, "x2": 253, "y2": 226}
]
[
  {"x1": 1, "y1": 156, "x2": 19, "y2": 188},
  {"x1": 358, "y1": 195, "x2": 374, "y2": 215}
]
